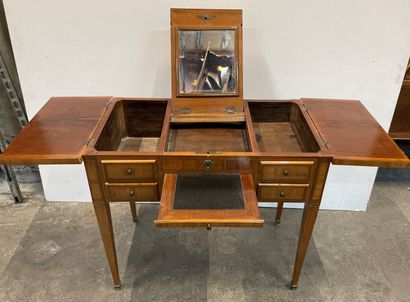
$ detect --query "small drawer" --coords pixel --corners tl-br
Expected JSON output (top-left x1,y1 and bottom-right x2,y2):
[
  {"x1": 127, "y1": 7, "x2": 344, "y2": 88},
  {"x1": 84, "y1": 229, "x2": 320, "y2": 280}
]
[
  {"x1": 106, "y1": 183, "x2": 159, "y2": 201},
  {"x1": 259, "y1": 161, "x2": 314, "y2": 182},
  {"x1": 257, "y1": 183, "x2": 309, "y2": 202},
  {"x1": 101, "y1": 160, "x2": 156, "y2": 181}
]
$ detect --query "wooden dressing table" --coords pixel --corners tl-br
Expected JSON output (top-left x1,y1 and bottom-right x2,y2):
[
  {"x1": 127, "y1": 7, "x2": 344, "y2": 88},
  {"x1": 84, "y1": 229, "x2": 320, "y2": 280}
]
[{"x1": 0, "y1": 9, "x2": 409, "y2": 290}]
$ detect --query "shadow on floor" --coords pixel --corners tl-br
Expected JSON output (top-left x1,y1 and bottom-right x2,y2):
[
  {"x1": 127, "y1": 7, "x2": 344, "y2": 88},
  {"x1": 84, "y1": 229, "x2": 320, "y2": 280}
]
[{"x1": 123, "y1": 206, "x2": 326, "y2": 301}]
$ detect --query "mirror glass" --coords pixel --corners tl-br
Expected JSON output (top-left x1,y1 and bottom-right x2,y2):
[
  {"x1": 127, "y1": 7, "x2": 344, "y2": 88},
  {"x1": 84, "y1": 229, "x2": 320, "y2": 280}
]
[{"x1": 178, "y1": 29, "x2": 237, "y2": 95}]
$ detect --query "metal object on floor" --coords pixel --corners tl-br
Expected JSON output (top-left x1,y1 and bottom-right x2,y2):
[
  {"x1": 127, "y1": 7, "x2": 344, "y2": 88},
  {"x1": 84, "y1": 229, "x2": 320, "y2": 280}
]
[
  {"x1": 0, "y1": 130, "x2": 23, "y2": 203},
  {"x1": 0, "y1": 50, "x2": 29, "y2": 202},
  {"x1": 0, "y1": 52, "x2": 28, "y2": 128}
]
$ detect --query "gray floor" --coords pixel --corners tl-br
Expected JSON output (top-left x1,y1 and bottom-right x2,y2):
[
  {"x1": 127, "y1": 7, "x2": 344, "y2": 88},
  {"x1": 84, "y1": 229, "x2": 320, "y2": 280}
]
[{"x1": 0, "y1": 167, "x2": 409, "y2": 302}]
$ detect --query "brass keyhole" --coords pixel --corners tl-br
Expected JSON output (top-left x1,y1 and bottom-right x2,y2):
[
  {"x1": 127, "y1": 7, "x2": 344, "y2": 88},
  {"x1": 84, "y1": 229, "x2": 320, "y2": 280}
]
[{"x1": 203, "y1": 160, "x2": 213, "y2": 171}]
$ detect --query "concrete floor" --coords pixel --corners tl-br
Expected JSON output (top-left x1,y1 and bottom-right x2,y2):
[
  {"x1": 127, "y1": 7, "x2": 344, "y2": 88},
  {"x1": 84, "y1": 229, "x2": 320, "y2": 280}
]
[{"x1": 0, "y1": 166, "x2": 409, "y2": 302}]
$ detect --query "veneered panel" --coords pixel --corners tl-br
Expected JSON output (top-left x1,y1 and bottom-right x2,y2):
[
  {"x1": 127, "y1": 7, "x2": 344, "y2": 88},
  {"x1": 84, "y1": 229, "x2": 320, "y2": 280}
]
[
  {"x1": 0, "y1": 96, "x2": 112, "y2": 165},
  {"x1": 302, "y1": 99, "x2": 409, "y2": 167}
]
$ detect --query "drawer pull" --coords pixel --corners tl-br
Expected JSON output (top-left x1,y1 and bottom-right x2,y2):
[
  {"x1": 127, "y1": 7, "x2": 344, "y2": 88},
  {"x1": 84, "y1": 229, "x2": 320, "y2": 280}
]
[
  {"x1": 279, "y1": 191, "x2": 286, "y2": 198},
  {"x1": 283, "y1": 169, "x2": 289, "y2": 176},
  {"x1": 203, "y1": 160, "x2": 213, "y2": 171},
  {"x1": 129, "y1": 190, "x2": 135, "y2": 197},
  {"x1": 126, "y1": 168, "x2": 133, "y2": 175}
]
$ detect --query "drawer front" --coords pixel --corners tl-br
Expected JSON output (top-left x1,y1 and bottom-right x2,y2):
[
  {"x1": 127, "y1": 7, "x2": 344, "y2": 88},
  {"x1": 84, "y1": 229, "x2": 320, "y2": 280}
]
[
  {"x1": 106, "y1": 183, "x2": 159, "y2": 201},
  {"x1": 257, "y1": 183, "x2": 309, "y2": 202},
  {"x1": 259, "y1": 161, "x2": 314, "y2": 182},
  {"x1": 102, "y1": 160, "x2": 156, "y2": 181},
  {"x1": 161, "y1": 158, "x2": 252, "y2": 173}
]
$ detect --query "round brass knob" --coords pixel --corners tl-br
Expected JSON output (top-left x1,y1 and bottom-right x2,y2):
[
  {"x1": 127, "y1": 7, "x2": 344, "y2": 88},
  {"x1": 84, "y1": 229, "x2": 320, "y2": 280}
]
[
  {"x1": 206, "y1": 224, "x2": 212, "y2": 230},
  {"x1": 129, "y1": 190, "x2": 135, "y2": 197},
  {"x1": 283, "y1": 169, "x2": 289, "y2": 176},
  {"x1": 126, "y1": 168, "x2": 133, "y2": 175},
  {"x1": 203, "y1": 160, "x2": 213, "y2": 171},
  {"x1": 280, "y1": 191, "x2": 286, "y2": 198}
]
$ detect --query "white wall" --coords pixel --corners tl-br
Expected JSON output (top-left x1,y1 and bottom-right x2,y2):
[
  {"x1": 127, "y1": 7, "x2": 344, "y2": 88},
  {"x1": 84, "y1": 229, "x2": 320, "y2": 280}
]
[{"x1": 4, "y1": 1, "x2": 410, "y2": 210}]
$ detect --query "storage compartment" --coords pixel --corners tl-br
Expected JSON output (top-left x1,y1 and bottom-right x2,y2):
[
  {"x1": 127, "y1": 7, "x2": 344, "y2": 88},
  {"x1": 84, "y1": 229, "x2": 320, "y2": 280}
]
[
  {"x1": 95, "y1": 100, "x2": 167, "y2": 152},
  {"x1": 155, "y1": 173, "x2": 263, "y2": 227},
  {"x1": 101, "y1": 160, "x2": 156, "y2": 182},
  {"x1": 106, "y1": 183, "x2": 159, "y2": 201},
  {"x1": 248, "y1": 102, "x2": 320, "y2": 152},
  {"x1": 257, "y1": 183, "x2": 309, "y2": 202},
  {"x1": 166, "y1": 122, "x2": 249, "y2": 152},
  {"x1": 258, "y1": 161, "x2": 314, "y2": 182}
]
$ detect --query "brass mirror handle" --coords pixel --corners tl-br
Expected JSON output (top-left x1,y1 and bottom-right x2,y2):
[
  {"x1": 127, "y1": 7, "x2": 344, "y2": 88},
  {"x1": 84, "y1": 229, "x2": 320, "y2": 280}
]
[
  {"x1": 127, "y1": 168, "x2": 133, "y2": 175},
  {"x1": 280, "y1": 191, "x2": 286, "y2": 198},
  {"x1": 129, "y1": 190, "x2": 135, "y2": 197},
  {"x1": 283, "y1": 169, "x2": 289, "y2": 176}
]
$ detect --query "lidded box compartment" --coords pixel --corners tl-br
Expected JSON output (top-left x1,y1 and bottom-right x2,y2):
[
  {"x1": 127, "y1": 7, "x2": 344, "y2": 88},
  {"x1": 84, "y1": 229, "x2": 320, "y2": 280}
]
[
  {"x1": 94, "y1": 100, "x2": 167, "y2": 152},
  {"x1": 166, "y1": 122, "x2": 249, "y2": 152},
  {"x1": 248, "y1": 102, "x2": 320, "y2": 153}
]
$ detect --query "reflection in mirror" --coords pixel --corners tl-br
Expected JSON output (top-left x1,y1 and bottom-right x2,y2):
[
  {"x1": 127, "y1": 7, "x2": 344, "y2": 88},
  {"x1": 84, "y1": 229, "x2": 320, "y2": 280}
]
[{"x1": 178, "y1": 30, "x2": 237, "y2": 95}]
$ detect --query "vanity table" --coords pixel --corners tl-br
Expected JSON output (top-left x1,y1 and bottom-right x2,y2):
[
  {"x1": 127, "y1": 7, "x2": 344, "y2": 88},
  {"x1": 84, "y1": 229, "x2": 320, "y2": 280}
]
[{"x1": 0, "y1": 9, "x2": 408, "y2": 289}]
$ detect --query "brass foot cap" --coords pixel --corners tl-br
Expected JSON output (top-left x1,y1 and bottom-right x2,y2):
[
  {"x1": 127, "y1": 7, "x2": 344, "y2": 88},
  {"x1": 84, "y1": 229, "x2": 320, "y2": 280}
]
[{"x1": 114, "y1": 283, "x2": 121, "y2": 289}]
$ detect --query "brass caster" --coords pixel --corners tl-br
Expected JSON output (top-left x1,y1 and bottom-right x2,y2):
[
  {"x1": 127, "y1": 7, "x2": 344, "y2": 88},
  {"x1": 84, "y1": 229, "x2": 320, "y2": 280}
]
[{"x1": 114, "y1": 283, "x2": 121, "y2": 289}]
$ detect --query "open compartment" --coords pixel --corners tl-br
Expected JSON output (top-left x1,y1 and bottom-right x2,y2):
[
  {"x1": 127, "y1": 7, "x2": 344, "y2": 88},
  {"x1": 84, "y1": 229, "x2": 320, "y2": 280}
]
[
  {"x1": 155, "y1": 173, "x2": 263, "y2": 227},
  {"x1": 248, "y1": 102, "x2": 320, "y2": 153},
  {"x1": 166, "y1": 122, "x2": 249, "y2": 152},
  {"x1": 94, "y1": 100, "x2": 167, "y2": 152}
]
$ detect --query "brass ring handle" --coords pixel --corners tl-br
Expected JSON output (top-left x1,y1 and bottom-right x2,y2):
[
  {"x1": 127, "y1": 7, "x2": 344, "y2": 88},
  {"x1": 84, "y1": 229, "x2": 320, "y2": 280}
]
[
  {"x1": 203, "y1": 160, "x2": 213, "y2": 171},
  {"x1": 283, "y1": 169, "x2": 289, "y2": 176},
  {"x1": 280, "y1": 191, "x2": 286, "y2": 198},
  {"x1": 129, "y1": 190, "x2": 135, "y2": 197},
  {"x1": 126, "y1": 168, "x2": 133, "y2": 175}
]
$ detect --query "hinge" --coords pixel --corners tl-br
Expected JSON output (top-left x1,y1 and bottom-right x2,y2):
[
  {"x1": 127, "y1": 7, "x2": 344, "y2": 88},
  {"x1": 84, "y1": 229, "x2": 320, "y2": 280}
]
[
  {"x1": 85, "y1": 138, "x2": 96, "y2": 147},
  {"x1": 320, "y1": 138, "x2": 329, "y2": 147},
  {"x1": 180, "y1": 107, "x2": 192, "y2": 114},
  {"x1": 301, "y1": 104, "x2": 311, "y2": 112},
  {"x1": 106, "y1": 101, "x2": 114, "y2": 110},
  {"x1": 224, "y1": 107, "x2": 236, "y2": 114}
]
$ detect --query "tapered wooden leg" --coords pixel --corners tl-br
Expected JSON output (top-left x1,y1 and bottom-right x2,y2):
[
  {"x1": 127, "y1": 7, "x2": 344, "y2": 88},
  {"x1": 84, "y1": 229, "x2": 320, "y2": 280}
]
[
  {"x1": 129, "y1": 202, "x2": 138, "y2": 222},
  {"x1": 290, "y1": 202, "x2": 320, "y2": 289},
  {"x1": 275, "y1": 202, "x2": 284, "y2": 225},
  {"x1": 93, "y1": 203, "x2": 121, "y2": 288}
]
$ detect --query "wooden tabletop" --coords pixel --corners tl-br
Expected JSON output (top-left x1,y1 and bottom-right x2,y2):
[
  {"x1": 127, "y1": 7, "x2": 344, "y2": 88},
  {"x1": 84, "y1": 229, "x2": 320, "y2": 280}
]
[
  {"x1": 0, "y1": 96, "x2": 112, "y2": 165},
  {"x1": 302, "y1": 99, "x2": 409, "y2": 167}
]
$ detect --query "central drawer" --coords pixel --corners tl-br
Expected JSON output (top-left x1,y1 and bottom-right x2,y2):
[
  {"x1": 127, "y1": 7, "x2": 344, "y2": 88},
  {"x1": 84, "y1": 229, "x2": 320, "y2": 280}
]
[{"x1": 101, "y1": 160, "x2": 156, "y2": 182}]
